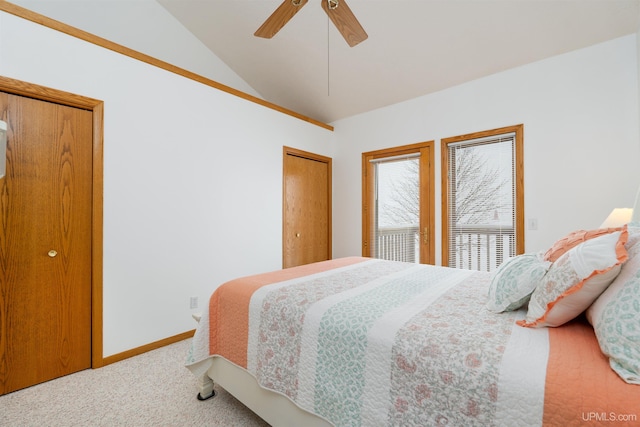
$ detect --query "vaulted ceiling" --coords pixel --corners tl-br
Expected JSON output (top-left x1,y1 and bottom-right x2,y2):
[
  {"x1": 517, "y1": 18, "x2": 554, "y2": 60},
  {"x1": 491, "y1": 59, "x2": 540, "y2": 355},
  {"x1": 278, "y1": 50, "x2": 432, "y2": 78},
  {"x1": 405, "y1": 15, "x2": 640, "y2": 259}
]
[
  {"x1": 8, "y1": 1, "x2": 640, "y2": 123},
  {"x1": 156, "y1": 0, "x2": 640, "y2": 123}
]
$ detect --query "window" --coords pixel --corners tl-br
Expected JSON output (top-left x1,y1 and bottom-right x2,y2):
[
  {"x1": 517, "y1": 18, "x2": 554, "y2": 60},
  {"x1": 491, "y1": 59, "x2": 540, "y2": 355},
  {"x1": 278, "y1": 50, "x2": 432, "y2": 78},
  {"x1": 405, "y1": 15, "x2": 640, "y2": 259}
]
[
  {"x1": 441, "y1": 125, "x2": 524, "y2": 271},
  {"x1": 362, "y1": 141, "x2": 434, "y2": 264}
]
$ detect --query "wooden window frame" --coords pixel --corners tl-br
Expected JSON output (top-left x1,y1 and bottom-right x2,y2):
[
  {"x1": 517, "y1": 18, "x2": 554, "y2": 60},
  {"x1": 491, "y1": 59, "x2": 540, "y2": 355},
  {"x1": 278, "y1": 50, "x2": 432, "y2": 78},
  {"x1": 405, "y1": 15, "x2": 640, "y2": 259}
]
[
  {"x1": 362, "y1": 141, "x2": 435, "y2": 265},
  {"x1": 441, "y1": 124, "x2": 524, "y2": 268}
]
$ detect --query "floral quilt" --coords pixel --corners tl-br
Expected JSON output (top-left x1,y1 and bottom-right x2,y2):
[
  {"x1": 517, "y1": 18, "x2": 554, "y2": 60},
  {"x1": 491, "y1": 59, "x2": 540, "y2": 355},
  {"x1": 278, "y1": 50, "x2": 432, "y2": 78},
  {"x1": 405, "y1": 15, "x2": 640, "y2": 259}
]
[{"x1": 186, "y1": 257, "x2": 639, "y2": 427}]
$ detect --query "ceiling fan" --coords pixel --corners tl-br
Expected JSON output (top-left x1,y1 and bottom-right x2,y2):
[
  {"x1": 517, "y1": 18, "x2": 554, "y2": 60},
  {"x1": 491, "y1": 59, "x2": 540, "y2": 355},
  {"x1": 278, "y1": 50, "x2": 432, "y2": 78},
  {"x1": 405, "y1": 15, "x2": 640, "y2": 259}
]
[{"x1": 255, "y1": 0, "x2": 368, "y2": 47}]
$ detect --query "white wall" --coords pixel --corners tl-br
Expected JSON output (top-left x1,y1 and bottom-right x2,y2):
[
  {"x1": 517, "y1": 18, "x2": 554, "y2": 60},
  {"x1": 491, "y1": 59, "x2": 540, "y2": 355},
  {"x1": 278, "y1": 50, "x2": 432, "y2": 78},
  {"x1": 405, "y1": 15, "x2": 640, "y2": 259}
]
[
  {"x1": 0, "y1": 11, "x2": 335, "y2": 356},
  {"x1": 332, "y1": 35, "x2": 640, "y2": 265},
  {"x1": 8, "y1": 0, "x2": 261, "y2": 98}
]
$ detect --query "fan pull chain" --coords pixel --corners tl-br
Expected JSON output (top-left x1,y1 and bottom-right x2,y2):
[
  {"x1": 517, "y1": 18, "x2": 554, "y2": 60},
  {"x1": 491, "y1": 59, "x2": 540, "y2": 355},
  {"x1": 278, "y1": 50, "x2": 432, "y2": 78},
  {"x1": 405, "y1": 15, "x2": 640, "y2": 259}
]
[{"x1": 327, "y1": 14, "x2": 330, "y2": 97}]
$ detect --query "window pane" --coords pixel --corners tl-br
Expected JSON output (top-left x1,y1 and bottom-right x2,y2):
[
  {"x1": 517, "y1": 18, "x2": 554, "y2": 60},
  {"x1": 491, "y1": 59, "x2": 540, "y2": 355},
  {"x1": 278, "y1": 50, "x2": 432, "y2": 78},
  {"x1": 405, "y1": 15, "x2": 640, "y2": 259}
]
[
  {"x1": 373, "y1": 158, "x2": 419, "y2": 263},
  {"x1": 448, "y1": 136, "x2": 516, "y2": 271}
]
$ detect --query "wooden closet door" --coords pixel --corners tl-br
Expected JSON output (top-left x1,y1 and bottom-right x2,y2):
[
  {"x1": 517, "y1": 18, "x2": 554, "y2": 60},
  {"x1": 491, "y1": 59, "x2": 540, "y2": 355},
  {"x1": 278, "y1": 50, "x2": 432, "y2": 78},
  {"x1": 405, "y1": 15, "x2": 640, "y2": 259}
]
[
  {"x1": 0, "y1": 92, "x2": 93, "y2": 395},
  {"x1": 283, "y1": 148, "x2": 332, "y2": 268}
]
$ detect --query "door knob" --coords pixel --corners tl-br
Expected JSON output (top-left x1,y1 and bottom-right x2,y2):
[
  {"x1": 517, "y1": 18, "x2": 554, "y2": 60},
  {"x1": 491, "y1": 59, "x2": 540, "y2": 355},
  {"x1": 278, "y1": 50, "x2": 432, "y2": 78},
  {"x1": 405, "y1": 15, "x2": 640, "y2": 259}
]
[{"x1": 48, "y1": 250, "x2": 58, "y2": 258}]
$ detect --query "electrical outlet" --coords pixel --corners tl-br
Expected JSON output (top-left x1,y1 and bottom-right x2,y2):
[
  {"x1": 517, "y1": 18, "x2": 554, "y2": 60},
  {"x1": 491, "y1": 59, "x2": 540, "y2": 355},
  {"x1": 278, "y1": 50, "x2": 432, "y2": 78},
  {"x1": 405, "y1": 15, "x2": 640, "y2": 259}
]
[
  {"x1": 528, "y1": 218, "x2": 538, "y2": 230},
  {"x1": 190, "y1": 296, "x2": 198, "y2": 309}
]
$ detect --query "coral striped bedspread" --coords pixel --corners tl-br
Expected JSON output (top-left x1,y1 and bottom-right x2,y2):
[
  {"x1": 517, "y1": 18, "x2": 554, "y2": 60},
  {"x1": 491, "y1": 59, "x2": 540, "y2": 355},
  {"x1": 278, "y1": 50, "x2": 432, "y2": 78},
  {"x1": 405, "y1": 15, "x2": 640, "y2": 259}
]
[{"x1": 186, "y1": 257, "x2": 639, "y2": 426}]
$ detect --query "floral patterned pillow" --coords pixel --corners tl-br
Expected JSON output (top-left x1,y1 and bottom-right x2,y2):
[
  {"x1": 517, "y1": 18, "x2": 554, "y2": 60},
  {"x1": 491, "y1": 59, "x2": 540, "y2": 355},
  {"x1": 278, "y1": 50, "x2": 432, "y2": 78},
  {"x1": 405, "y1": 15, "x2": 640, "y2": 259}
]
[
  {"x1": 486, "y1": 252, "x2": 551, "y2": 313},
  {"x1": 518, "y1": 227, "x2": 628, "y2": 328},
  {"x1": 587, "y1": 233, "x2": 640, "y2": 385},
  {"x1": 625, "y1": 221, "x2": 640, "y2": 249}
]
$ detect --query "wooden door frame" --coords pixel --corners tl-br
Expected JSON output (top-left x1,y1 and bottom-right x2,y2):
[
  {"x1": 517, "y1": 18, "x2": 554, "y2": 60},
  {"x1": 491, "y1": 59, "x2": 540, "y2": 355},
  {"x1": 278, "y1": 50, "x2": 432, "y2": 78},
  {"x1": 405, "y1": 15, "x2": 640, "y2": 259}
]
[
  {"x1": 0, "y1": 76, "x2": 104, "y2": 368},
  {"x1": 282, "y1": 146, "x2": 332, "y2": 268},
  {"x1": 362, "y1": 141, "x2": 435, "y2": 264}
]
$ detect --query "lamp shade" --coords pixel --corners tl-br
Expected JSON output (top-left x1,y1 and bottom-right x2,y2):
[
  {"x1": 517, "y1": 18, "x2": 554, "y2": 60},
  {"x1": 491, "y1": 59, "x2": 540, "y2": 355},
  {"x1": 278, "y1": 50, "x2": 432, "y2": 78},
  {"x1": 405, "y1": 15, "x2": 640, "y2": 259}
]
[{"x1": 600, "y1": 208, "x2": 633, "y2": 228}]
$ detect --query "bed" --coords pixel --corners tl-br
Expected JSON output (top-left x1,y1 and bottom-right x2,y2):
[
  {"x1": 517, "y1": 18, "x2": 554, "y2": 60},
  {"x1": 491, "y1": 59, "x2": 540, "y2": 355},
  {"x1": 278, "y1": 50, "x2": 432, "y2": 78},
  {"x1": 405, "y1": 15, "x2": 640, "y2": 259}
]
[{"x1": 186, "y1": 227, "x2": 640, "y2": 426}]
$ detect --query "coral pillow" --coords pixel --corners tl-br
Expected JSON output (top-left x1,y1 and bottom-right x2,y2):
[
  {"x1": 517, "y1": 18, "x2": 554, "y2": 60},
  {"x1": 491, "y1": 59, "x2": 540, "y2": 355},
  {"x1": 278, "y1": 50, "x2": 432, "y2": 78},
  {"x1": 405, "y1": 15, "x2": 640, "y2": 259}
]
[
  {"x1": 543, "y1": 226, "x2": 624, "y2": 262},
  {"x1": 518, "y1": 226, "x2": 628, "y2": 328},
  {"x1": 486, "y1": 252, "x2": 551, "y2": 313}
]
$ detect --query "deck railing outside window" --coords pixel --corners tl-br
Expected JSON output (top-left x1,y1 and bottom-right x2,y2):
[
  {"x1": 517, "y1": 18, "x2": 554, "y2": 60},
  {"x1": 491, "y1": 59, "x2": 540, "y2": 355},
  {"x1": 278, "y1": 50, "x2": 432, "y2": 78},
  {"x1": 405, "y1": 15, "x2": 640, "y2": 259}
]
[
  {"x1": 375, "y1": 224, "x2": 514, "y2": 271},
  {"x1": 449, "y1": 224, "x2": 515, "y2": 271},
  {"x1": 374, "y1": 226, "x2": 420, "y2": 263}
]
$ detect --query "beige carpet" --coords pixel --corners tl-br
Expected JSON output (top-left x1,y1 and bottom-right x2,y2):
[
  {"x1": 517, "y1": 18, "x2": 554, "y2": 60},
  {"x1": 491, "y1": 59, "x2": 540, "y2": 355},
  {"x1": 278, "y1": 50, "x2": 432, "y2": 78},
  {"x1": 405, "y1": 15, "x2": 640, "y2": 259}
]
[{"x1": 0, "y1": 339, "x2": 269, "y2": 427}]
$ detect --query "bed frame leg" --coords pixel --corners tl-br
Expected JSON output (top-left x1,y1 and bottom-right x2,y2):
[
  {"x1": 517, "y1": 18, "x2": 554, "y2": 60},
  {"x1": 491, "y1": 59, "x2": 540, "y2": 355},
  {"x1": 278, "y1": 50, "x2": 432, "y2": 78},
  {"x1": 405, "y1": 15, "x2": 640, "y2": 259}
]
[{"x1": 196, "y1": 375, "x2": 216, "y2": 401}]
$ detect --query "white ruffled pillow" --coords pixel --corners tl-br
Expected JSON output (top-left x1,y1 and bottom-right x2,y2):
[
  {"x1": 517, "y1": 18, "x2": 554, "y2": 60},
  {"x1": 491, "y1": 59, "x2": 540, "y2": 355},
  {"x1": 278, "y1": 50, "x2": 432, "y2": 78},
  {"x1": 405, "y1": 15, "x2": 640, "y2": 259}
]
[
  {"x1": 486, "y1": 252, "x2": 551, "y2": 313},
  {"x1": 518, "y1": 228, "x2": 628, "y2": 328}
]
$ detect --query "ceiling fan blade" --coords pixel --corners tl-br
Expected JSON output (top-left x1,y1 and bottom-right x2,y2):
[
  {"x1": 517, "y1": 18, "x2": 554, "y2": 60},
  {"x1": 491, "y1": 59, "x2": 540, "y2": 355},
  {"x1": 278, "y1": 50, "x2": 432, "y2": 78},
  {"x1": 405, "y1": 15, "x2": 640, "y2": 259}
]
[
  {"x1": 321, "y1": 0, "x2": 368, "y2": 47},
  {"x1": 255, "y1": 0, "x2": 309, "y2": 39}
]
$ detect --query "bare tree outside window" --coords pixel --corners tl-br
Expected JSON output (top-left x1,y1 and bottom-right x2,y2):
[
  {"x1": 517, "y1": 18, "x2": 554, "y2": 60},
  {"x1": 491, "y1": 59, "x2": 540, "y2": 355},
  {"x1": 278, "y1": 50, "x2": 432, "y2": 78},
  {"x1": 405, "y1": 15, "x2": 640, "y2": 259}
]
[
  {"x1": 441, "y1": 127, "x2": 524, "y2": 272},
  {"x1": 450, "y1": 145, "x2": 511, "y2": 226},
  {"x1": 382, "y1": 148, "x2": 509, "y2": 227},
  {"x1": 374, "y1": 158, "x2": 420, "y2": 262},
  {"x1": 378, "y1": 159, "x2": 419, "y2": 227},
  {"x1": 363, "y1": 142, "x2": 435, "y2": 265}
]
